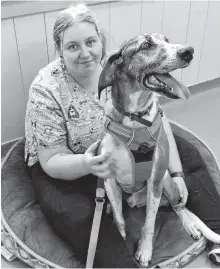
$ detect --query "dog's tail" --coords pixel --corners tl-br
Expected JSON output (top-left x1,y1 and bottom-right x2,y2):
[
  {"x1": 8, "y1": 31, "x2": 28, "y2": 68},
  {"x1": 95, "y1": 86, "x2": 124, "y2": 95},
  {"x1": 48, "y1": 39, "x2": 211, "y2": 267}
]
[{"x1": 185, "y1": 208, "x2": 220, "y2": 243}]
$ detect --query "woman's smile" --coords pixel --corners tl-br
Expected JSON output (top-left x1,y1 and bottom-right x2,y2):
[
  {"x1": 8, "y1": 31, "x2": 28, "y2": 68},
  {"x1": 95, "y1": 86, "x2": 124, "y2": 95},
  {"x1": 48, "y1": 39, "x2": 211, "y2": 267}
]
[{"x1": 79, "y1": 59, "x2": 94, "y2": 65}]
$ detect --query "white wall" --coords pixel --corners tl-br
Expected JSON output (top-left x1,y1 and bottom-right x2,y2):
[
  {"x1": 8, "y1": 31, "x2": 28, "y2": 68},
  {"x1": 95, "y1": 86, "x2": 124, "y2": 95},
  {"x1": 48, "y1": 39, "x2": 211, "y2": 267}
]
[{"x1": 1, "y1": 1, "x2": 220, "y2": 143}]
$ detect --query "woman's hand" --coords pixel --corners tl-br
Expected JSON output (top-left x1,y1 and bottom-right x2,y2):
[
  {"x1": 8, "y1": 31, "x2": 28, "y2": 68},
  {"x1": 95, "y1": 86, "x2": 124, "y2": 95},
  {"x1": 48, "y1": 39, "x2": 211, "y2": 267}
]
[
  {"x1": 172, "y1": 176, "x2": 188, "y2": 210},
  {"x1": 83, "y1": 140, "x2": 112, "y2": 178}
]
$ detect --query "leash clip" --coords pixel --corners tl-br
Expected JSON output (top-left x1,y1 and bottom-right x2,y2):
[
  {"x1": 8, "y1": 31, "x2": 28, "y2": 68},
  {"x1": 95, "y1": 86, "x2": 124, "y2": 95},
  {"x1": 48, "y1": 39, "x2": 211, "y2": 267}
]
[
  {"x1": 129, "y1": 112, "x2": 135, "y2": 120},
  {"x1": 96, "y1": 187, "x2": 105, "y2": 200}
]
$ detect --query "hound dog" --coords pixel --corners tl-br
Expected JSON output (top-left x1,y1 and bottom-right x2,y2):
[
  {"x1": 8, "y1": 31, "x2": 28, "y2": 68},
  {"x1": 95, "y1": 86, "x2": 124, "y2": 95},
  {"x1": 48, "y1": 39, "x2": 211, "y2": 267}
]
[{"x1": 97, "y1": 33, "x2": 220, "y2": 267}]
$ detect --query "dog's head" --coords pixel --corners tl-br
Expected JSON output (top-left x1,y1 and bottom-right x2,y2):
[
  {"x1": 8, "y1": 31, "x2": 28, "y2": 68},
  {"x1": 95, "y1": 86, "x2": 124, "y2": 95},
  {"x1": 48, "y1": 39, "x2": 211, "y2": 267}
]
[{"x1": 99, "y1": 33, "x2": 194, "y2": 100}]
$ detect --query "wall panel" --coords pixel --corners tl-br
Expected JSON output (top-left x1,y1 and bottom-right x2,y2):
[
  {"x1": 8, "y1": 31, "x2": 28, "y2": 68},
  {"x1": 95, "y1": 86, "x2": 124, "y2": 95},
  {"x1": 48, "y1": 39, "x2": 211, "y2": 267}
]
[
  {"x1": 90, "y1": 2, "x2": 110, "y2": 50},
  {"x1": 45, "y1": 10, "x2": 61, "y2": 62},
  {"x1": 14, "y1": 13, "x2": 49, "y2": 101},
  {"x1": 198, "y1": 1, "x2": 220, "y2": 83},
  {"x1": 162, "y1": 1, "x2": 191, "y2": 81},
  {"x1": 109, "y1": 1, "x2": 142, "y2": 51},
  {"x1": 182, "y1": 1, "x2": 209, "y2": 86},
  {"x1": 1, "y1": 19, "x2": 26, "y2": 143},
  {"x1": 141, "y1": 0, "x2": 163, "y2": 34}
]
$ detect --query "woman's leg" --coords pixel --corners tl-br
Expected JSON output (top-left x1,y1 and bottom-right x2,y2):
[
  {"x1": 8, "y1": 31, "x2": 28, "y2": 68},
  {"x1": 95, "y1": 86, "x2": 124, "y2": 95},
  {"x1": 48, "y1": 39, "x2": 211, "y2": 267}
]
[
  {"x1": 30, "y1": 162, "x2": 138, "y2": 268},
  {"x1": 174, "y1": 135, "x2": 220, "y2": 234},
  {"x1": 184, "y1": 169, "x2": 220, "y2": 234}
]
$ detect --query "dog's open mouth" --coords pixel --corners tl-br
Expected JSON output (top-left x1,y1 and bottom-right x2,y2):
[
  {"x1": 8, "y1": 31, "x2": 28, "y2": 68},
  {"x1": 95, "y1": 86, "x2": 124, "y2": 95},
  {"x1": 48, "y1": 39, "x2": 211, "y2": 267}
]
[{"x1": 143, "y1": 73, "x2": 190, "y2": 100}]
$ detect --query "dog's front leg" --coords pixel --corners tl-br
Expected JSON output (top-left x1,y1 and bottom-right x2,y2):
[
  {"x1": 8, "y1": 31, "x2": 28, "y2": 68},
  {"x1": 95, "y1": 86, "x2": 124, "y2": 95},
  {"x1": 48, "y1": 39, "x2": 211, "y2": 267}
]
[
  {"x1": 104, "y1": 178, "x2": 126, "y2": 239},
  {"x1": 135, "y1": 179, "x2": 163, "y2": 267},
  {"x1": 135, "y1": 124, "x2": 169, "y2": 267}
]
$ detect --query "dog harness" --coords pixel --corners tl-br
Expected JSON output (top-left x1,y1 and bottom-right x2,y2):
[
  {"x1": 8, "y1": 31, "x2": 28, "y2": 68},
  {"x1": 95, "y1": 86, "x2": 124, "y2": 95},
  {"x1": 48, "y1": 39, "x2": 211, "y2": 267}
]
[{"x1": 104, "y1": 107, "x2": 164, "y2": 153}]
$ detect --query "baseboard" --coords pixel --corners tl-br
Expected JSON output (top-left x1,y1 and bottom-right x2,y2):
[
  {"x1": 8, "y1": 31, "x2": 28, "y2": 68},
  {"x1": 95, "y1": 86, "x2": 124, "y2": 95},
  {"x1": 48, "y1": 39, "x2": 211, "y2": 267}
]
[
  {"x1": 188, "y1": 76, "x2": 220, "y2": 95},
  {"x1": 160, "y1": 76, "x2": 220, "y2": 105}
]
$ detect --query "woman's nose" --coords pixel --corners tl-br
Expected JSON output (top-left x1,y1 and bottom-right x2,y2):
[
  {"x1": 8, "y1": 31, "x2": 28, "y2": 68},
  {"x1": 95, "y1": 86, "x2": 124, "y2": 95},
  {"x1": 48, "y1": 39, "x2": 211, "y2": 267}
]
[{"x1": 80, "y1": 45, "x2": 90, "y2": 58}]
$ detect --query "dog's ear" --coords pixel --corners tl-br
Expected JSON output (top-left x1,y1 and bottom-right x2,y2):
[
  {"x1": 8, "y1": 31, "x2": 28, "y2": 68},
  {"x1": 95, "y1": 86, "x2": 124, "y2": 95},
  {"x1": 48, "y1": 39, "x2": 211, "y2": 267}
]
[{"x1": 98, "y1": 50, "x2": 122, "y2": 99}]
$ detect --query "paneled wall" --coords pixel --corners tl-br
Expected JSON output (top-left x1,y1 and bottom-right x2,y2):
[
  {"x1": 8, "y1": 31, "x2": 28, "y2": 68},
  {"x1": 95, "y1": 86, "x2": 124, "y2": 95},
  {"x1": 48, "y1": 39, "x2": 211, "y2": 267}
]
[{"x1": 2, "y1": 1, "x2": 220, "y2": 143}]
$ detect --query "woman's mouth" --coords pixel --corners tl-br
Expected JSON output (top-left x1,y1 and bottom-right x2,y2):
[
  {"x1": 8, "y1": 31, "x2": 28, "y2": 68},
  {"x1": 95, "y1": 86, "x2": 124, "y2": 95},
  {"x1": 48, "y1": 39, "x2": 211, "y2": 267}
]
[{"x1": 79, "y1": 60, "x2": 94, "y2": 64}]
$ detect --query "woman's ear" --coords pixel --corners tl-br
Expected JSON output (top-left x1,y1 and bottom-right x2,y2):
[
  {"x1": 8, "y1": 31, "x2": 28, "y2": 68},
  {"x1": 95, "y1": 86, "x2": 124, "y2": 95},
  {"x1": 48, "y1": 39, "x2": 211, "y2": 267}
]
[{"x1": 98, "y1": 50, "x2": 122, "y2": 99}]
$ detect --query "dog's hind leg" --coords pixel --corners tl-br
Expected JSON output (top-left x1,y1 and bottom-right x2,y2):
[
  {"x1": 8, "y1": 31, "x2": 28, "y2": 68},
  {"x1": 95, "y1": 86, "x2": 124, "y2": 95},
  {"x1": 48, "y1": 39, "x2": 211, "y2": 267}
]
[
  {"x1": 127, "y1": 185, "x2": 169, "y2": 208},
  {"x1": 104, "y1": 178, "x2": 126, "y2": 239}
]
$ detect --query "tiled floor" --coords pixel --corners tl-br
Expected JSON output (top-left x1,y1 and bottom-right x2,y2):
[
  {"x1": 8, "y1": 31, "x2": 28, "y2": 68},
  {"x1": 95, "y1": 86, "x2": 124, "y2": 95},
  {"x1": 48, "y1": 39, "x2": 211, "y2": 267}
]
[{"x1": 1, "y1": 81, "x2": 220, "y2": 268}]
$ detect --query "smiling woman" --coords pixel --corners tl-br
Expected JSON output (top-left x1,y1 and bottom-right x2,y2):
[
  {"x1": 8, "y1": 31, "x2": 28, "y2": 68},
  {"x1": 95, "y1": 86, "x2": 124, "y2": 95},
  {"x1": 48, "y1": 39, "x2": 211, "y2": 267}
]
[{"x1": 24, "y1": 3, "x2": 139, "y2": 268}]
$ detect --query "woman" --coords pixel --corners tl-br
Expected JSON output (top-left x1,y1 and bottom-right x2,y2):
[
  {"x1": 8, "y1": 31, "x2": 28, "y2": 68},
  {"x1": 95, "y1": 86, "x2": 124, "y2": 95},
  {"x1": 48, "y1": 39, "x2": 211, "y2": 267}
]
[
  {"x1": 25, "y1": 3, "x2": 219, "y2": 267},
  {"x1": 25, "y1": 4, "x2": 139, "y2": 267}
]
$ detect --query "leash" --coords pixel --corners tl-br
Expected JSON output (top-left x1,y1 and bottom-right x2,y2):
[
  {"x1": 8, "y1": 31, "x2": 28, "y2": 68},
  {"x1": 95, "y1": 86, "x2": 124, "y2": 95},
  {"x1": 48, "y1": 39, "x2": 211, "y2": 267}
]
[{"x1": 86, "y1": 177, "x2": 105, "y2": 268}]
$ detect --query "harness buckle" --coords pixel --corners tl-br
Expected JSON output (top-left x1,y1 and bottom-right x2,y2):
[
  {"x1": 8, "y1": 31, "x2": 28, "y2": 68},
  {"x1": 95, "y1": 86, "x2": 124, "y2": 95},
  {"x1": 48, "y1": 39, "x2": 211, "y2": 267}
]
[{"x1": 129, "y1": 113, "x2": 135, "y2": 120}]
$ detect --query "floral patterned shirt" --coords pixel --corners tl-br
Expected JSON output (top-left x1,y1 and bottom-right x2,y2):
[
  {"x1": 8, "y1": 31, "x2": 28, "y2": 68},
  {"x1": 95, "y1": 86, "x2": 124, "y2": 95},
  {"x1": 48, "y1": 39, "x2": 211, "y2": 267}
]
[{"x1": 25, "y1": 58, "x2": 106, "y2": 167}]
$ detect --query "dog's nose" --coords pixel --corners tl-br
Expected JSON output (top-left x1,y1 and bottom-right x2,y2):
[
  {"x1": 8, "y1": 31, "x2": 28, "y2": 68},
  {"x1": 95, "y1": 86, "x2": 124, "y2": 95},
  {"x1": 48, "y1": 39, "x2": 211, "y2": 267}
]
[{"x1": 177, "y1": 46, "x2": 194, "y2": 61}]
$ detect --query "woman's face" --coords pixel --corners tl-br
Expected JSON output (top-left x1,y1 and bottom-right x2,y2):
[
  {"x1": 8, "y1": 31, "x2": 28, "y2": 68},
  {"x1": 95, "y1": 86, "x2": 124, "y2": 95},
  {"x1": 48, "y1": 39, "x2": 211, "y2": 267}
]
[{"x1": 61, "y1": 22, "x2": 103, "y2": 78}]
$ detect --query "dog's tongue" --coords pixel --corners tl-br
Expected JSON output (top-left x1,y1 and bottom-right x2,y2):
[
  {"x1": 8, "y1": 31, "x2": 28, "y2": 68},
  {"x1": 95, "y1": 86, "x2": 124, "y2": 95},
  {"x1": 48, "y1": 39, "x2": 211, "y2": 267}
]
[{"x1": 155, "y1": 73, "x2": 190, "y2": 100}]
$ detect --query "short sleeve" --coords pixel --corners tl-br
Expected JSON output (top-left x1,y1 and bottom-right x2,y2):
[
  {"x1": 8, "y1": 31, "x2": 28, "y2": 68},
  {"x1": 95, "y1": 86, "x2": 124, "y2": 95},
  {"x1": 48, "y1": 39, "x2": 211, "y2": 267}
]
[{"x1": 25, "y1": 83, "x2": 67, "y2": 149}]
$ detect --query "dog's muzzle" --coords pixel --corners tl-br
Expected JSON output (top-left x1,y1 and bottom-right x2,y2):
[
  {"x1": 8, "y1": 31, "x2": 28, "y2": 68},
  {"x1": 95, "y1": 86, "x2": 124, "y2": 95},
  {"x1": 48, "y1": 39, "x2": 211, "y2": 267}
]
[{"x1": 143, "y1": 73, "x2": 190, "y2": 100}]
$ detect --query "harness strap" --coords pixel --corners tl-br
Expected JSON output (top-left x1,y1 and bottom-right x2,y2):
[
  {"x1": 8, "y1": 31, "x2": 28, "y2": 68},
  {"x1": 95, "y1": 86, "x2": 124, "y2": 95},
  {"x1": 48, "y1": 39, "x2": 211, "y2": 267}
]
[
  {"x1": 113, "y1": 100, "x2": 154, "y2": 127},
  {"x1": 104, "y1": 117, "x2": 133, "y2": 142},
  {"x1": 104, "y1": 108, "x2": 163, "y2": 148},
  {"x1": 86, "y1": 177, "x2": 105, "y2": 268}
]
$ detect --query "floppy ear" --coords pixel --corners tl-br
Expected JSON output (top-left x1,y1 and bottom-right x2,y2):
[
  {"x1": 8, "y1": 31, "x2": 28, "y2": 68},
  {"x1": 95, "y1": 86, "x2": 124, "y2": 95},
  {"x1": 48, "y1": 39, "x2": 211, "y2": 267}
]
[{"x1": 98, "y1": 50, "x2": 122, "y2": 99}]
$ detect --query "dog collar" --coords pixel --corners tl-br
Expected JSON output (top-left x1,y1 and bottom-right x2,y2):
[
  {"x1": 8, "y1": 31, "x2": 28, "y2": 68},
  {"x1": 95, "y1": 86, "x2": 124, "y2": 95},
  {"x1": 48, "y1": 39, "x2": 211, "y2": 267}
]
[{"x1": 112, "y1": 101, "x2": 154, "y2": 127}]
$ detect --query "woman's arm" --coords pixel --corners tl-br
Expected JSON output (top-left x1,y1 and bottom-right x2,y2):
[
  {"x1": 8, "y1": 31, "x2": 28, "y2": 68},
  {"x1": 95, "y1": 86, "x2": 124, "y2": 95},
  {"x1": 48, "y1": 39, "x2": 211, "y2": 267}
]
[
  {"x1": 38, "y1": 141, "x2": 112, "y2": 181},
  {"x1": 38, "y1": 145, "x2": 89, "y2": 180}
]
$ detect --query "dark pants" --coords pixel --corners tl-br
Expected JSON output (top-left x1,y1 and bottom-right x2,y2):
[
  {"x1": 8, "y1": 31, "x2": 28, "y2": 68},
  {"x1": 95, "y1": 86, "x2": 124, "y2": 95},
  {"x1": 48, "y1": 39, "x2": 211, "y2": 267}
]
[
  {"x1": 30, "y1": 141, "x2": 220, "y2": 268},
  {"x1": 30, "y1": 162, "x2": 138, "y2": 268}
]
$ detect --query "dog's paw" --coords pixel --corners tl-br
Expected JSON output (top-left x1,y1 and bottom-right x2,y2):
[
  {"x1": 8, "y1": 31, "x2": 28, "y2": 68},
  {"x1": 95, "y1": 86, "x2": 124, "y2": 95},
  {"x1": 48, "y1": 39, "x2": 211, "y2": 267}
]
[
  {"x1": 135, "y1": 238, "x2": 153, "y2": 267},
  {"x1": 127, "y1": 191, "x2": 146, "y2": 208},
  {"x1": 175, "y1": 209, "x2": 201, "y2": 240}
]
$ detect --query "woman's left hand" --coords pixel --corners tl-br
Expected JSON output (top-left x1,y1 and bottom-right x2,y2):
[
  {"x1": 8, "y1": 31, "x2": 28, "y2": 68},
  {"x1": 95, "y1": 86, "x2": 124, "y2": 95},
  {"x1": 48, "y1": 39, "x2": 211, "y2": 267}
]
[{"x1": 172, "y1": 176, "x2": 188, "y2": 210}]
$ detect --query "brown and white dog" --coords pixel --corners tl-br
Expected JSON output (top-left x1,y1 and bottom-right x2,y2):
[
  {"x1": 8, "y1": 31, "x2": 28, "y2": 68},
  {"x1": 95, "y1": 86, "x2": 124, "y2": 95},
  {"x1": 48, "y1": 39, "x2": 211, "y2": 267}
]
[{"x1": 97, "y1": 33, "x2": 220, "y2": 267}]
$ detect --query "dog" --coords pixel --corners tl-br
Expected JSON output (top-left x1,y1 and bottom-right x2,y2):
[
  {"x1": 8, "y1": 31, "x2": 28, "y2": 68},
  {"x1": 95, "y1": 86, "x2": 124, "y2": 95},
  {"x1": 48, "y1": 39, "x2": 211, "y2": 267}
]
[{"x1": 97, "y1": 33, "x2": 220, "y2": 267}]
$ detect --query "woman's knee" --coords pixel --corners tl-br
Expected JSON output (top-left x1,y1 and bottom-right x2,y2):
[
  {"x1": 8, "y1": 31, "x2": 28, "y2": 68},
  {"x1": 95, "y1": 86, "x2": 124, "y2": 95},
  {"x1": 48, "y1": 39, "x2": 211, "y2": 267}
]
[{"x1": 40, "y1": 192, "x2": 94, "y2": 224}]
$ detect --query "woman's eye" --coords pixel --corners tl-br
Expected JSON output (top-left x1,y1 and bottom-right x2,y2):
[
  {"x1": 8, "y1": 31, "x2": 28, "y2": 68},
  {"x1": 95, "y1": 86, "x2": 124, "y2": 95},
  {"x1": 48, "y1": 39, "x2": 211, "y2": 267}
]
[
  {"x1": 142, "y1": 42, "x2": 152, "y2": 49},
  {"x1": 87, "y1": 39, "x2": 96, "y2": 47},
  {"x1": 69, "y1": 44, "x2": 78, "y2": 51}
]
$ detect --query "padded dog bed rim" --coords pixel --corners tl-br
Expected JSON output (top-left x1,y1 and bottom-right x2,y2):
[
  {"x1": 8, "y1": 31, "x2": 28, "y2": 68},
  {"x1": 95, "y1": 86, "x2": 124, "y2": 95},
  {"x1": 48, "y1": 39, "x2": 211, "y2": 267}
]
[
  {"x1": 170, "y1": 120, "x2": 220, "y2": 175},
  {"x1": 2, "y1": 120, "x2": 219, "y2": 268},
  {"x1": 1, "y1": 138, "x2": 64, "y2": 269}
]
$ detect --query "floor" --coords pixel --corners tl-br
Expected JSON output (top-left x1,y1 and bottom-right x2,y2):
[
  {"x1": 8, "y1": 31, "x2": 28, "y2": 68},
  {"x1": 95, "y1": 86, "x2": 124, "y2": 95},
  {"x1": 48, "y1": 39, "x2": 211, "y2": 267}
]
[{"x1": 1, "y1": 80, "x2": 220, "y2": 268}]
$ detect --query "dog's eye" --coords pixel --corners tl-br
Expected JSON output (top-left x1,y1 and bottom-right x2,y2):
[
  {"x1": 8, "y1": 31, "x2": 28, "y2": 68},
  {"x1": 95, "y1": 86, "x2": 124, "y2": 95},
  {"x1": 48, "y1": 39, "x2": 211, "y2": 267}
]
[{"x1": 141, "y1": 42, "x2": 152, "y2": 50}]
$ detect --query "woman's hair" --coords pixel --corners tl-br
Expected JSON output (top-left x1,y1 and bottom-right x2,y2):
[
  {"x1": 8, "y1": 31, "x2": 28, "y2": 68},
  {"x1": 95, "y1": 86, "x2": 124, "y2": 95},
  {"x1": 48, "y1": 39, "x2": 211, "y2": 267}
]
[{"x1": 53, "y1": 3, "x2": 107, "y2": 61}]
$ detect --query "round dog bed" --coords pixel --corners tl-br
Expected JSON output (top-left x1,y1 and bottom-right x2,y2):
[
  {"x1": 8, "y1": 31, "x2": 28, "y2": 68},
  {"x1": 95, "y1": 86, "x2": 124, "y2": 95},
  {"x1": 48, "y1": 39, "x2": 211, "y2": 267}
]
[{"x1": 2, "y1": 121, "x2": 220, "y2": 268}]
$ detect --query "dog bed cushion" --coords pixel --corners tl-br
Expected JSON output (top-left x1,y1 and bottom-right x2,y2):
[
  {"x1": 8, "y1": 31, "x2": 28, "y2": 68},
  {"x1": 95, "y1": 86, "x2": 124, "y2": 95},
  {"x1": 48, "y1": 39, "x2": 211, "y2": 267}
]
[{"x1": 2, "y1": 121, "x2": 220, "y2": 268}]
